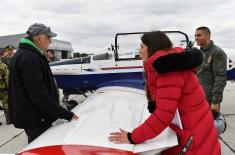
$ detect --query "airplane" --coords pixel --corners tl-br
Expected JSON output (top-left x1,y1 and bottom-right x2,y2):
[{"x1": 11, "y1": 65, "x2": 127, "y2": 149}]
[
  {"x1": 18, "y1": 31, "x2": 187, "y2": 155},
  {"x1": 18, "y1": 86, "x2": 181, "y2": 155},
  {"x1": 50, "y1": 31, "x2": 235, "y2": 108},
  {"x1": 50, "y1": 31, "x2": 190, "y2": 108},
  {"x1": 18, "y1": 31, "x2": 231, "y2": 154},
  {"x1": 225, "y1": 48, "x2": 235, "y2": 81}
]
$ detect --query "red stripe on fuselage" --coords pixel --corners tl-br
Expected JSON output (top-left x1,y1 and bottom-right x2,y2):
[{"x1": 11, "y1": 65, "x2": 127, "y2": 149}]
[
  {"x1": 18, "y1": 145, "x2": 139, "y2": 155},
  {"x1": 101, "y1": 66, "x2": 143, "y2": 70}
]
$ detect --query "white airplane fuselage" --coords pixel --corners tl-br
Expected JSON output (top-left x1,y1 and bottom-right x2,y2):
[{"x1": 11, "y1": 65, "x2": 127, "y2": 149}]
[
  {"x1": 18, "y1": 86, "x2": 178, "y2": 155},
  {"x1": 50, "y1": 49, "x2": 235, "y2": 96},
  {"x1": 50, "y1": 54, "x2": 145, "y2": 95}
]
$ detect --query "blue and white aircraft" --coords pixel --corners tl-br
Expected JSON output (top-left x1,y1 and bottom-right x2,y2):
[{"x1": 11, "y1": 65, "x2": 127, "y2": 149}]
[{"x1": 50, "y1": 31, "x2": 235, "y2": 106}]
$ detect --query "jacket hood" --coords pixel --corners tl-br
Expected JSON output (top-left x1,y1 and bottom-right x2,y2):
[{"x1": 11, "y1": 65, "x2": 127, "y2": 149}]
[
  {"x1": 19, "y1": 38, "x2": 44, "y2": 56},
  {"x1": 153, "y1": 48, "x2": 203, "y2": 74}
]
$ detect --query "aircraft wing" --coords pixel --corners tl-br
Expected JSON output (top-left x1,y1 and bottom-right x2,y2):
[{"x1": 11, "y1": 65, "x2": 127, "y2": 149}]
[{"x1": 18, "y1": 86, "x2": 179, "y2": 155}]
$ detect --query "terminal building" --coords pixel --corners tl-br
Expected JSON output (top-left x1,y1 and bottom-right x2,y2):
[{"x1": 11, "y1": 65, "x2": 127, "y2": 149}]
[{"x1": 0, "y1": 33, "x2": 73, "y2": 60}]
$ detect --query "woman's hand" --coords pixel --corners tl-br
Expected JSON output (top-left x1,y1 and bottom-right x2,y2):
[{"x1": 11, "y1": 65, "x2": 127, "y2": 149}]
[{"x1": 108, "y1": 128, "x2": 130, "y2": 144}]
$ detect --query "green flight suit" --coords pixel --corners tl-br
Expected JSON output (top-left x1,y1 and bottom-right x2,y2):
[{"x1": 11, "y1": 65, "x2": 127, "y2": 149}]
[
  {"x1": 0, "y1": 61, "x2": 10, "y2": 124},
  {"x1": 197, "y1": 41, "x2": 227, "y2": 105}
]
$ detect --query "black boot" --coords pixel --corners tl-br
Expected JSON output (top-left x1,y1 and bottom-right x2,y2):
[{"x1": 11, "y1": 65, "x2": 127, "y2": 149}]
[{"x1": 0, "y1": 106, "x2": 3, "y2": 110}]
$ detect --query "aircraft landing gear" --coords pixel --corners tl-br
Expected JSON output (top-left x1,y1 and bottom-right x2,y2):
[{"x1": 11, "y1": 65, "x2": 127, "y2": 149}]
[
  {"x1": 62, "y1": 94, "x2": 78, "y2": 110},
  {"x1": 67, "y1": 100, "x2": 78, "y2": 110},
  {"x1": 77, "y1": 90, "x2": 88, "y2": 98}
]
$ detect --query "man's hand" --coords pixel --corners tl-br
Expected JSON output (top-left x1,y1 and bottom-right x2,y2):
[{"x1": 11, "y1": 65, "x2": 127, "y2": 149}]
[
  {"x1": 71, "y1": 114, "x2": 79, "y2": 120},
  {"x1": 211, "y1": 103, "x2": 219, "y2": 112},
  {"x1": 109, "y1": 128, "x2": 130, "y2": 144}
]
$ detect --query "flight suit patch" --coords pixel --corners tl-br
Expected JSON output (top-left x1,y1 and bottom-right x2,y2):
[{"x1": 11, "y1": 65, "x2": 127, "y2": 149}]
[{"x1": 207, "y1": 55, "x2": 212, "y2": 64}]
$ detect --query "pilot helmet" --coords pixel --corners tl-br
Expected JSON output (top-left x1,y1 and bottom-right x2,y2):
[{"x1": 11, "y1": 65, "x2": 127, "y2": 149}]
[{"x1": 214, "y1": 112, "x2": 227, "y2": 135}]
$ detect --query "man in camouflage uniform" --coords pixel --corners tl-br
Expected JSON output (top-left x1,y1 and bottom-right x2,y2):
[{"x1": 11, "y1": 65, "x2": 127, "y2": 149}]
[
  {"x1": 0, "y1": 58, "x2": 10, "y2": 124},
  {"x1": 195, "y1": 26, "x2": 227, "y2": 114},
  {"x1": 2, "y1": 45, "x2": 14, "y2": 69}
]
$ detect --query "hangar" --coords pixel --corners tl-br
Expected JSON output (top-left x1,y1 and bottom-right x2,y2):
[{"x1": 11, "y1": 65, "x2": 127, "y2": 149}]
[{"x1": 0, "y1": 33, "x2": 73, "y2": 60}]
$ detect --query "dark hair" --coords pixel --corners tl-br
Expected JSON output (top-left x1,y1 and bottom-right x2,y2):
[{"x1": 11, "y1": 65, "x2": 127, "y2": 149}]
[
  {"x1": 196, "y1": 26, "x2": 211, "y2": 35},
  {"x1": 141, "y1": 31, "x2": 172, "y2": 57},
  {"x1": 5, "y1": 45, "x2": 14, "y2": 50}
]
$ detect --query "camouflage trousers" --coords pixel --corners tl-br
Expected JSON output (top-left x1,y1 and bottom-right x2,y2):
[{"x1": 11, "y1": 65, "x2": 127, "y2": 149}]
[{"x1": 0, "y1": 91, "x2": 10, "y2": 124}]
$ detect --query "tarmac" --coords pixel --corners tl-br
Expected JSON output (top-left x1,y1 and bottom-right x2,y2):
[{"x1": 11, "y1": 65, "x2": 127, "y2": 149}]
[{"x1": 0, "y1": 82, "x2": 235, "y2": 155}]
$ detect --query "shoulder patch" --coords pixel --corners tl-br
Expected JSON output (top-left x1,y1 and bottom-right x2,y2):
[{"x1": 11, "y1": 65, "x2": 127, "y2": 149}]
[{"x1": 207, "y1": 55, "x2": 212, "y2": 64}]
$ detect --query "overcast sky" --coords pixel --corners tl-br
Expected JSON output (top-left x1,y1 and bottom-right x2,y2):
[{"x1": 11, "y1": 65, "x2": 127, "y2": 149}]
[{"x1": 0, "y1": 0, "x2": 234, "y2": 53}]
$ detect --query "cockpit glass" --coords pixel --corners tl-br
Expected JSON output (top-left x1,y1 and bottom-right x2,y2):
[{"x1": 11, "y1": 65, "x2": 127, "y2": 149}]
[{"x1": 116, "y1": 32, "x2": 188, "y2": 60}]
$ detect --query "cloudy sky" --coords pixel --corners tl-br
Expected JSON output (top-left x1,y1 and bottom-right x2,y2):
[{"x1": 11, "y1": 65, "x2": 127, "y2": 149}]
[{"x1": 0, "y1": 0, "x2": 234, "y2": 53}]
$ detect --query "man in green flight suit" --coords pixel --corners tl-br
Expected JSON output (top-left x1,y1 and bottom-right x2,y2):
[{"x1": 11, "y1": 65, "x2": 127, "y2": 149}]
[
  {"x1": 195, "y1": 26, "x2": 227, "y2": 114},
  {"x1": 0, "y1": 56, "x2": 10, "y2": 124}
]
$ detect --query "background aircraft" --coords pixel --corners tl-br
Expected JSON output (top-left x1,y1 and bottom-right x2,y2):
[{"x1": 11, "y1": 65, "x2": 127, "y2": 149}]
[
  {"x1": 225, "y1": 48, "x2": 235, "y2": 81},
  {"x1": 50, "y1": 31, "x2": 191, "y2": 108},
  {"x1": 50, "y1": 31, "x2": 235, "y2": 108}
]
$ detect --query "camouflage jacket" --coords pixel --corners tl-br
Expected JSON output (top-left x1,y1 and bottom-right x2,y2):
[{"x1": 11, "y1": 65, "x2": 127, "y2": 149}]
[
  {"x1": 0, "y1": 61, "x2": 8, "y2": 91},
  {"x1": 197, "y1": 41, "x2": 227, "y2": 104},
  {"x1": 2, "y1": 56, "x2": 12, "y2": 69}
]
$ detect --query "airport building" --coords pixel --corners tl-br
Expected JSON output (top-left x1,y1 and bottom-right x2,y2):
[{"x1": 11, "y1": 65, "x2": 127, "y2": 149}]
[{"x1": 0, "y1": 33, "x2": 73, "y2": 60}]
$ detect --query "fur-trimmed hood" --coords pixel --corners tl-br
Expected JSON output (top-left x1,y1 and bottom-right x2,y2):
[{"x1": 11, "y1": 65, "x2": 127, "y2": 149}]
[{"x1": 152, "y1": 48, "x2": 203, "y2": 74}]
